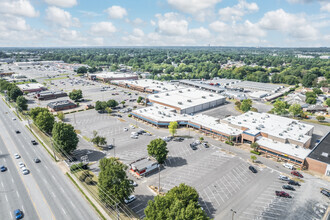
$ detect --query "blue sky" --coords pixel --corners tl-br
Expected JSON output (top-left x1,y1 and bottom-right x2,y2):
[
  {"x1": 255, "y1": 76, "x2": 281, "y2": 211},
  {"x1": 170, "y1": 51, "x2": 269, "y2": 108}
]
[{"x1": 0, "y1": 0, "x2": 329, "y2": 47}]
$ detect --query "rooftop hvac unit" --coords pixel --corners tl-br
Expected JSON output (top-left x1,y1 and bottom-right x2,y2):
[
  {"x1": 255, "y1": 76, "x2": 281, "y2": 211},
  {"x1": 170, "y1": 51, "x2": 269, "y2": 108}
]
[
  {"x1": 238, "y1": 122, "x2": 241, "y2": 124},
  {"x1": 202, "y1": 96, "x2": 206, "y2": 99},
  {"x1": 179, "y1": 90, "x2": 183, "y2": 93},
  {"x1": 209, "y1": 94, "x2": 213, "y2": 97},
  {"x1": 166, "y1": 93, "x2": 169, "y2": 96},
  {"x1": 155, "y1": 95, "x2": 159, "y2": 98},
  {"x1": 279, "y1": 133, "x2": 283, "y2": 136},
  {"x1": 188, "y1": 89, "x2": 190, "y2": 91},
  {"x1": 178, "y1": 102, "x2": 183, "y2": 105},
  {"x1": 158, "y1": 111, "x2": 161, "y2": 114},
  {"x1": 187, "y1": 100, "x2": 192, "y2": 102},
  {"x1": 243, "y1": 119, "x2": 247, "y2": 122}
]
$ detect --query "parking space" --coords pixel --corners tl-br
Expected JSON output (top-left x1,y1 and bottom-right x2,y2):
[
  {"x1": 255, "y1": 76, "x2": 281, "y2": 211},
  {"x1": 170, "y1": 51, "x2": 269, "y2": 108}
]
[{"x1": 202, "y1": 102, "x2": 240, "y2": 119}]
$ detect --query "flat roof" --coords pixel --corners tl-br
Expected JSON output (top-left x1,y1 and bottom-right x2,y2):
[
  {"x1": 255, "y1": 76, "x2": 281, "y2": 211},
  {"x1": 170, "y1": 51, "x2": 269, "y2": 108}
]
[
  {"x1": 257, "y1": 137, "x2": 311, "y2": 160},
  {"x1": 117, "y1": 79, "x2": 185, "y2": 92},
  {"x1": 222, "y1": 112, "x2": 314, "y2": 144},
  {"x1": 207, "y1": 79, "x2": 241, "y2": 85},
  {"x1": 229, "y1": 81, "x2": 283, "y2": 92},
  {"x1": 130, "y1": 158, "x2": 157, "y2": 170},
  {"x1": 93, "y1": 72, "x2": 137, "y2": 79},
  {"x1": 17, "y1": 83, "x2": 45, "y2": 90},
  {"x1": 179, "y1": 80, "x2": 225, "y2": 93},
  {"x1": 148, "y1": 88, "x2": 225, "y2": 110},
  {"x1": 308, "y1": 132, "x2": 330, "y2": 164},
  {"x1": 47, "y1": 100, "x2": 75, "y2": 108}
]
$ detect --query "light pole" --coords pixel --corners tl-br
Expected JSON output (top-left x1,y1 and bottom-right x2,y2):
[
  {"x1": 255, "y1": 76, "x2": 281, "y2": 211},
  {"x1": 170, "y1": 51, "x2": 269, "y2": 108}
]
[
  {"x1": 230, "y1": 209, "x2": 237, "y2": 220},
  {"x1": 113, "y1": 138, "x2": 116, "y2": 158}
]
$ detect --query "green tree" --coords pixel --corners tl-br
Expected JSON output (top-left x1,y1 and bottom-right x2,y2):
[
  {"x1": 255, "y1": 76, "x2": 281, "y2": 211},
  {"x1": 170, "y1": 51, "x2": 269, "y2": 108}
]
[
  {"x1": 121, "y1": 101, "x2": 125, "y2": 107},
  {"x1": 106, "y1": 99, "x2": 118, "y2": 108},
  {"x1": 35, "y1": 111, "x2": 55, "y2": 134},
  {"x1": 251, "y1": 155, "x2": 257, "y2": 163},
  {"x1": 16, "y1": 96, "x2": 28, "y2": 111},
  {"x1": 57, "y1": 112, "x2": 65, "y2": 121},
  {"x1": 91, "y1": 131, "x2": 107, "y2": 147},
  {"x1": 77, "y1": 66, "x2": 88, "y2": 74},
  {"x1": 316, "y1": 115, "x2": 325, "y2": 122},
  {"x1": 312, "y1": 88, "x2": 323, "y2": 95},
  {"x1": 95, "y1": 101, "x2": 107, "y2": 112},
  {"x1": 240, "y1": 99, "x2": 252, "y2": 112},
  {"x1": 69, "y1": 89, "x2": 83, "y2": 102},
  {"x1": 52, "y1": 122, "x2": 79, "y2": 155},
  {"x1": 326, "y1": 98, "x2": 330, "y2": 106},
  {"x1": 302, "y1": 73, "x2": 317, "y2": 87},
  {"x1": 29, "y1": 107, "x2": 49, "y2": 120},
  {"x1": 235, "y1": 101, "x2": 241, "y2": 108},
  {"x1": 168, "y1": 121, "x2": 178, "y2": 137},
  {"x1": 288, "y1": 104, "x2": 303, "y2": 117},
  {"x1": 8, "y1": 87, "x2": 23, "y2": 101},
  {"x1": 105, "y1": 107, "x2": 112, "y2": 114},
  {"x1": 306, "y1": 97, "x2": 316, "y2": 104},
  {"x1": 98, "y1": 157, "x2": 134, "y2": 205},
  {"x1": 137, "y1": 96, "x2": 143, "y2": 103},
  {"x1": 144, "y1": 183, "x2": 209, "y2": 220},
  {"x1": 272, "y1": 100, "x2": 288, "y2": 115},
  {"x1": 250, "y1": 142, "x2": 259, "y2": 151}
]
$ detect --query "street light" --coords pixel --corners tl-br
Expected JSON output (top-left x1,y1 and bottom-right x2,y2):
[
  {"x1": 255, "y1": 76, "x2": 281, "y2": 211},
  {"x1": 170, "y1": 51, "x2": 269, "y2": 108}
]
[{"x1": 230, "y1": 209, "x2": 237, "y2": 220}]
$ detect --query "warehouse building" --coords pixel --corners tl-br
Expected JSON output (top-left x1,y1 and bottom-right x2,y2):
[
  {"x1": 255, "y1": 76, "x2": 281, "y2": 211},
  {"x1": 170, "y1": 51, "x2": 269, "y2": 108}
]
[
  {"x1": 207, "y1": 78, "x2": 241, "y2": 86},
  {"x1": 148, "y1": 88, "x2": 226, "y2": 114},
  {"x1": 178, "y1": 80, "x2": 225, "y2": 93},
  {"x1": 305, "y1": 132, "x2": 330, "y2": 176},
  {"x1": 47, "y1": 100, "x2": 77, "y2": 112},
  {"x1": 88, "y1": 72, "x2": 138, "y2": 82},
  {"x1": 35, "y1": 90, "x2": 67, "y2": 100},
  {"x1": 17, "y1": 83, "x2": 46, "y2": 93},
  {"x1": 112, "y1": 79, "x2": 184, "y2": 93},
  {"x1": 229, "y1": 81, "x2": 283, "y2": 93}
]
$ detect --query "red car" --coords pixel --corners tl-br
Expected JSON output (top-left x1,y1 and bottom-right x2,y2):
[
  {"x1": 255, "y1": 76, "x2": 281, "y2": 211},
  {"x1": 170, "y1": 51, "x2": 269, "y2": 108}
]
[
  {"x1": 275, "y1": 191, "x2": 292, "y2": 198},
  {"x1": 291, "y1": 171, "x2": 303, "y2": 178}
]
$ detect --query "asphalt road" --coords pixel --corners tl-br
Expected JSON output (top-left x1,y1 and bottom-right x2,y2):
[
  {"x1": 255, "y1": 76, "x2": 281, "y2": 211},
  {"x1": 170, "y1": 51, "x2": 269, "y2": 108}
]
[{"x1": 0, "y1": 100, "x2": 99, "y2": 220}]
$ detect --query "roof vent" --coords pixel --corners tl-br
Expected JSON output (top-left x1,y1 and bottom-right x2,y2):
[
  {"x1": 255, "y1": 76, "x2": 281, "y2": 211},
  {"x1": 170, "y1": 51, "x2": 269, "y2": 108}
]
[
  {"x1": 187, "y1": 89, "x2": 190, "y2": 91},
  {"x1": 209, "y1": 94, "x2": 213, "y2": 97},
  {"x1": 279, "y1": 133, "x2": 283, "y2": 136},
  {"x1": 321, "y1": 152, "x2": 328, "y2": 157},
  {"x1": 238, "y1": 122, "x2": 241, "y2": 124},
  {"x1": 202, "y1": 96, "x2": 206, "y2": 99},
  {"x1": 187, "y1": 99, "x2": 192, "y2": 102},
  {"x1": 179, "y1": 90, "x2": 183, "y2": 93},
  {"x1": 155, "y1": 95, "x2": 159, "y2": 98},
  {"x1": 178, "y1": 102, "x2": 183, "y2": 105}
]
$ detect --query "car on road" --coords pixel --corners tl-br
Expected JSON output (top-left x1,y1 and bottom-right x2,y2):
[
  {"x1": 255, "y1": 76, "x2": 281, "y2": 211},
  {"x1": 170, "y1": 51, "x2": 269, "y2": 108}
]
[
  {"x1": 275, "y1": 191, "x2": 292, "y2": 198},
  {"x1": 124, "y1": 195, "x2": 136, "y2": 204},
  {"x1": 0, "y1": 165, "x2": 7, "y2": 172},
  {"x1": 130, "y1": 135, "x2": 138, "y2": 139},
  {"x1": 14, "y1": 209, "x2": 23, "y2": 219},
  {"x1": 291, "y1": 171, "x2": 303, "y2": 178},
  {"x1": 18, "y1": 162, "x2": 25, "y2": 168},
  {"x1": 21, "y1": 167, "x2": 29, "y2": 175},
  {"x1": 173, "y1": 137, "x2": 184, "y2": 142},
  {"x1": 249, "y1": 166, "x2": 258, "y2": 173},
  {"x1": 15, "y1": 130, "x2": 20, "y2": 134},
  {"x1": 202, "y1": 143, "x2": 209, "y2": 148},
  {"x1": 123, "y1": 128, "x2": 128, "y2": 132},
  {"x1": 130, "y1": 125, "x2": 135, "y2": 129},
  {"x1": 31, "y1": 140, "x2": 38, "y2": 145},
  {"x1": 14, "y1": 153, "x2": 20, "y2": 159},
  {"x1": 33, "y1": 158, "x2": 41, "y2": 163},
  {"x1": 190, "y1": 143, "x2": 198, "y2": 150},
  {"x1": 12, "y1": 118, "x2": 16, "y2": 121},
  {"x1": 320, "y1": 189, "x2": 330, "y2": 197},
  {"x1": 282, "y1": 185, "x2": 295, "y2": 191},
  {"x1": 278, "y1": 175, "x2": 290, "y2": 181},
  {"x1": 288, "y1": 180, "x2": 301, "y2": 186}
]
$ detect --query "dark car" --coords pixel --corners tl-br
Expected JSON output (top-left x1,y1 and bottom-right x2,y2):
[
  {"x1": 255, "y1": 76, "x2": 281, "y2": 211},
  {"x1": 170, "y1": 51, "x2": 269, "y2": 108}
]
[
  {"x1": 31, "y1": 140, "x2": 38, "y2": 145},
  {"x1": 249, "y1": 166, "x2": 258, "y2": 173},
  {"x1": 202, "y1": 143, "x2": 209, "y2": 148},
  {"x1": 0, "y1": 165, "x2": 7, "y2": 172},
  {"x1": 291, "y1": 171, "x2": 303, "y2": 178},
  {"x1": 190, "y1": 143, "x2": 197, "y2": 150},
  {"x1": 33, "y1": 158, "x2": 41, "y2": 163},
  {"x1": 14, "y1": 209, "x2": 23, "y2": 219},
  {"x1": 137, "y1": 130, "x2": 146, "y2": 135},
  {"x1": 275, "y1": 191, "x2": 292, "y2": 198},
  {"x1": 288, "y1": 180, "x2": 301, "y2": 186},
  {"x1": 15, "y1": 130, "x2": 20, "y2": 134},
  {"x1": 320, "y1": 190, "x2": 330, "y2": 197},
  {"x1": 282, "y1": 185, "x2": 295, "y2": 191},
  {"x1": 173, "y1": 137, "x2": 184, "y2": 142}
]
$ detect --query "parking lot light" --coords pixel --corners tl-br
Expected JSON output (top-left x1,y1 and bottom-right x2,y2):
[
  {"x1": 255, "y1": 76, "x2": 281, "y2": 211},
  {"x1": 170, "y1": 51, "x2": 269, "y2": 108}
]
[{"x1": 230, "y1": 209, "x2": 237, "y2": 220}]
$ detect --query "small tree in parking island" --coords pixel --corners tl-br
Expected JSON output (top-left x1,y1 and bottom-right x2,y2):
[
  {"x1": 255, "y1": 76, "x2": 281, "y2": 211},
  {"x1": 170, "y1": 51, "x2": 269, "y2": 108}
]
[
  {"x1": 251, "y1": 155, "x2": 257, "y2": 163},
  {"x1": 91, "y1": 130, "x2": 107, "y2": 147},
  {"x1": 316, "y1": 115, "x2": 325, "y2": 122},
  {"x1": 52, "y1": 122, "x2": 79, "y2": 155},
  {"x1": 57, "y1": 112, "x2": 65, "y2": 121},
  {"x1": 98, "y1": 157, "x2": 134, "y2": 205},
  {"x1": 144, "y1": 183, "x2": 209, "y2": 220},
  {"x1": 147, "y1": 138, "x2": 169, "y2": 193},
  {"x1": 69, "y1": 89, "x2": 83, "y2": 102},
  {"x1": 168, "y1": 121, "x2": 178, "y2": 136}
]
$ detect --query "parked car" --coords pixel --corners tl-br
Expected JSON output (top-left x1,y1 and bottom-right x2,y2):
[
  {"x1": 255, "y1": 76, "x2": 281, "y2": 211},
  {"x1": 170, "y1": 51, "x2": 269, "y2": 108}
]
[
  {"x1": 143, "y1": 132, "x2": 152, "y2": 136},
  {"x1": 34, "y1": 158, "x2": 41, "y2": 163},
  {"x1": 0, "y1": 165, "x2": 7, "y2": 172},
  {"x1": 202, "y1": 143, "x2": 209, "y2": 148},
  {"x1": 130, "y1": 135, "x2": 138, "y2": 139},
  {"x1": 275, "y1": 191, "x2": 292, "y2": 198},
  {"x1": 15, "y1": 130, "x2": 20, "y2": 134},
  {"x1": 190, "y1": 143, "x2": 197, "y2": 150},
  {"x1": 130, "y1": 181, "x2": 138, "y2": 187},
  {"x1": 283, "y1": 163, "x2": 294, "y2": 170},
  {"x1": 173, "y1": 137, "x2": 184, "y2": 142},
  {"x1": 21, "y1": 167, "x2": 29, "y2": 175},
  {"x1": 291, "y1": 171, "x2": 303, "y2": 178},
  {"x1": 282, "y1": 185, "x2": 295, "y2": 191},
  {"x1": 137, "y1": 130, "x2": 146, "y2": 135},
  {"x1": 162, "y1": 136, "x2": 172, "y2": 142},
  {"x1": 14, "y1": 209, "x2": 23, "y2": 219},
  {"x1": 288, "y1": 180, "x2": 300, "y2": 186},
  {"x1": 278, "y1": 175, "x2": 290, "y2": 181},
  {"x1": 31, "y1": 140, "x2": 38, "y2": 145},
  {"x1": 130, "y1": 125, "x2": 135, "y2": 129},
  {"x1": 123, "y1": 128, "x2": 128, "y2": 132},
  {"x1": 320, "y1": 189, "x2": 330, "y2": 197},
  {"x1": 14, "y1": 153, "x2": 20, "y2": 159},
  {"x1": 249, "y1": 166, "x2": 258, "y2": 173},
  {"x1": 12, "y1": 118, "x2": 16, "y2": 121},
  {"x1": 124, "y1": 195, "x2": 136, "y2": 204}
]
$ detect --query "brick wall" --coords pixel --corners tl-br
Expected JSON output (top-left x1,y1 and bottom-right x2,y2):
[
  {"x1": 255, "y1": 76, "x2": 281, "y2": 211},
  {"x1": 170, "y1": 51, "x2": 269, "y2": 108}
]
[{"x1": 305, "y1": 157, "x2": 327, "y2": 175}]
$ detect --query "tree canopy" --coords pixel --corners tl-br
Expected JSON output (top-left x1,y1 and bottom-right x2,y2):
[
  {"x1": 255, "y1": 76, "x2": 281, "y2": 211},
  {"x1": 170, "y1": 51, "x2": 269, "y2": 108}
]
[
  {"x1": 147, "y1": 138, "x2": 169, "y2": 164},
  {"x1": 240, "y1": 99, "x2": 252, "y2": 112},
  {"x1": 52, "y1": 122, "x2": 79, "y2": 155},
  {"x1": 288, "y1": 104, "x2": 303, "y2": 117},
  {"x1": 69, "y1": 89, "x2": 83, "y2": 102},
  {"x1": 16, "y1": 96, "x2": 28, "y2": 111},
  {"x1": 168, "y1": 121, "x2": 178, "y2": 136}
]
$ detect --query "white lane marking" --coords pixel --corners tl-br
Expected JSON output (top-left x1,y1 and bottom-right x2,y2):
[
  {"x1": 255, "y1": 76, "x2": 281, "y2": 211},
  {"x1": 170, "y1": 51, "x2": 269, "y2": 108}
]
[
  {"x1": 5, "y1": 194, "x2": 8, "y2": 202},
  {"x1": 10, "y1": 211, "x2": 13, "y2": 218},
  {"x1": 1, "y1": 181, "x2": 3, "y2": 188},
  {"x1": 51, "y1": 191, "x2": 56, "y2": 198},
  {"x1": 62, "y1": 208, "x2": 67, "y2": 215},
  {"x1": 11, "y1": 178, "x2": 14, "y2": 184},
  {"x1": 16, "y1": 191, "x2": 20, "y2": 198}
]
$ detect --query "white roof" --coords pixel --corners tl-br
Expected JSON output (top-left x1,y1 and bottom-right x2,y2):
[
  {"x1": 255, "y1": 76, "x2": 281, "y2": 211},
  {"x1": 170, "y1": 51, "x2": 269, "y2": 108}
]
[
  {"x1": 17, "y1": 83, "x2": 45, "y2": 90},
  {"x1": 249, "y1": 91, "x2": 269, "y2": 98},
  {"x1": 93, "y1": 72, "x2": 137, "y2": 79},
  {"x1": 148, "y1": 88, "x2": 225, "y2": 110},
  {"x1": 222, "y1": 111, "x2": 313, "y2": 144},
  {"x1": 256, "y1": 137, "x2": 311, "y2": 160},
  {"x1": 116, "y1": 79, "x2": 184, "y2": 92}
]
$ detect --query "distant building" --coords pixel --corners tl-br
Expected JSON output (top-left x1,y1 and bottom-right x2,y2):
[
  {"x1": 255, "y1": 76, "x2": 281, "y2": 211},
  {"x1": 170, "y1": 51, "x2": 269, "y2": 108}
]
[
  {"x1": 35, "y1": 91, "x2": 67, "y2": 100},
  {"x1": 47, "y1": 100, "x2": 76, "y2": 112},
  {"x1": 284, "y1": 93, "x2": 307, "y2": 106},
  {"x1": 228, "y1": 81, "x2": 283, "y2": 93},
  {"x1": 304, "y1": 105, "x2": 328, "y2": 113},
  {"x1": 178, "y1": 80, "x2": 225, "y2": 93},
  {"x1": 88, "y1": 72, "x2": 138, "y2": 82},
  {"x1": 17, "y1": 83, "x2": 46, "y2": 93},
  {"x1": 306, "y1": 132, "x2": 330, "y2": 176}
]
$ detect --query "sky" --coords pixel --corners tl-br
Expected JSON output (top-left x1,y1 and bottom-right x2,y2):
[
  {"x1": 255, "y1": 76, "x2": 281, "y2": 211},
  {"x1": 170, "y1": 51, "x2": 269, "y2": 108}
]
[{"x1": 0, "y1": 0, "x2": 329, "y2": 47}]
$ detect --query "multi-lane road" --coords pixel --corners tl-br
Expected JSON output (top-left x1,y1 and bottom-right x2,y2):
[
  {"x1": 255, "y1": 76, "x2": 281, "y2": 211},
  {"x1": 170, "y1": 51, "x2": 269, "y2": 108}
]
[{"x1": 0, "y1": 100, "x2": 99, "y2": 220}]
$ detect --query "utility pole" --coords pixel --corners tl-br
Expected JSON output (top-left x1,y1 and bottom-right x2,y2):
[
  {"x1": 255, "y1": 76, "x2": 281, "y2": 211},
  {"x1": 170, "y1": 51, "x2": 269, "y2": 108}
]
[
  {"x1": 113, "y1": 138, "x2": 116, "y2": 158},
  {"x1": 158, "y1": 164, "x2": 161, "y2": 194},
  {"x1": 115, "y1": 203, "x2": 120, "y2": 220},
  {"x1": 230, "y1": 209, "x2": 237, "y2": 220}
]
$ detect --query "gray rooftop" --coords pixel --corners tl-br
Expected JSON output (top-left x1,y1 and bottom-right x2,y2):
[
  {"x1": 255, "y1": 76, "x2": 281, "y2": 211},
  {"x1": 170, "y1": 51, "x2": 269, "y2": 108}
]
[{"x1": 308, "y1": 132, "x2": 330, "y2": 164}]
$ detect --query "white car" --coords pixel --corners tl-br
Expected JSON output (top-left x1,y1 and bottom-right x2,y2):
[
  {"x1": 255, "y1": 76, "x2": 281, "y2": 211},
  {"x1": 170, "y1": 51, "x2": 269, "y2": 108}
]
[
  {"x1": 123, "y1": 128, "x2": 128, "y2": 132},
  {"x1": 21, "y1": 167, "x2": 29, "y2": 175},
  {"x1": 130, "y1": 125, "x2": 135, "y2": 129},
  {"x1": 130, "y1": 181, "x2": 138, "y2": 187},
  {"x1": 18, "y1": 162, "x2": 25, "y2": 169},
  {"x1": 14, "y1": 153, "x2": 20, "y2": 159},
  {"x1": 283, "y1": 163, "x2": 294, "y2": 170},
  {"x1": 124, "y1": 195, "x2": 136, "y2": 204},
  {"x1": 143, "y1": 132, "x2": 152, "y2": 136},
  {"x1": 130, "y1": 135, "x2": 138, "y2": 139}
]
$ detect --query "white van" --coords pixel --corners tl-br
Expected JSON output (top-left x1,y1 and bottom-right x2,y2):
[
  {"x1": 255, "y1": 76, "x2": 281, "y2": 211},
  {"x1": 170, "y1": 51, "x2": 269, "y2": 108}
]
[
  {"x1": 283, "y1": 163, "x2": 294, "y2": 170},
  {"x1": 131, "y1": 132, "x2": 138, "y2": 136}
]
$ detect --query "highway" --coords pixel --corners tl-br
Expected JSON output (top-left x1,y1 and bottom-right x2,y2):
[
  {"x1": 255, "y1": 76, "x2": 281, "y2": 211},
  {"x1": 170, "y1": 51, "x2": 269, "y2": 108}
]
[{"x1": 0, "y1": 100, "x2": 99, "y2": 220}]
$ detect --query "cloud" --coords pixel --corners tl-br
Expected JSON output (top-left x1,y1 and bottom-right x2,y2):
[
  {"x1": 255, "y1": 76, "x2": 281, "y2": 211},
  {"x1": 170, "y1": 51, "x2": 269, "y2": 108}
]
[
  {"x1": 44, "y1": 0, "x2": 77, "y2": 8},
  {"x1": 286, "y1": 0, "x2": 326, "y2": 3},
  {"x1": 105, "y1": 6, "x2": 128, "y2": 19},
  {"x1": 46, "y1": 6, "x2": 79, "y2": 28},
  {"x1": 0, "y1": 0, "x2": 39, "y2": 17},
  {"x1": 78, "y1": 10, "x2": 102, "y2": 17},
  {"x1": 90, "y1": 22, "x2": 117, "y2": 35},
  {"x1": 320, "y1": 2, "x2": 330, "y2": 12},
  {"x1": 258, "y1": 9, "x2": 318, "y2": 39},
  {"x1": 189, "y1": 27, "x2": 211, "y2": 38},
  {"x1": 132, "y1": 18, "x2": 144, "y2": 25},
  {"x1": 132, "y1": 28, "x2": 144, "y2": 37},
  {"x1": 155, "y1": 12, "x2": 189, "y2": 36},
  {"x1": 218, "y1": 0, "x2": 259, "y2": 21},
  {"x1": 209, "y1": 21, "x2": 229, "y2": 32}
]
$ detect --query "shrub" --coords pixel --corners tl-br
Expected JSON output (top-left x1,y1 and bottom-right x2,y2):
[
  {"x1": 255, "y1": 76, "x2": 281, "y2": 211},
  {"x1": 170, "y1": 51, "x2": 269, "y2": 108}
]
[
  {"x1": 128, "y1": 113, "x2": 132, "y2": 117},
  {"x1": 85, "y1": 177, "x2": 93, "y2": 185},
  {"x1": 225, "y1": 140, "x2": 234, "y2": 146},
  {"x1": 70, "y1": 162, "x2": 89, "y2": 172},
  {"x1": 199, "y1": 137, "x2": 204, "y2": 141},
  {"x1": 250, "y1": 150, "x2": 261, "y2": 155}
]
